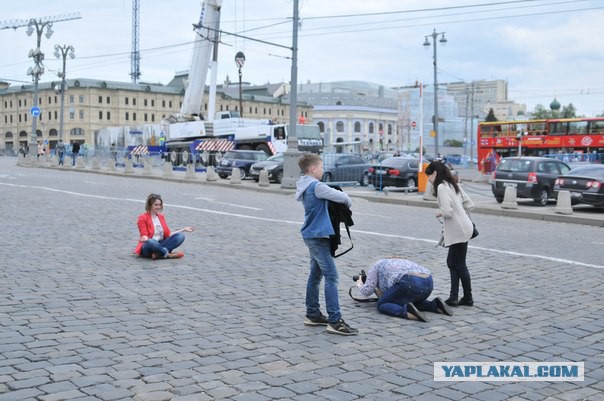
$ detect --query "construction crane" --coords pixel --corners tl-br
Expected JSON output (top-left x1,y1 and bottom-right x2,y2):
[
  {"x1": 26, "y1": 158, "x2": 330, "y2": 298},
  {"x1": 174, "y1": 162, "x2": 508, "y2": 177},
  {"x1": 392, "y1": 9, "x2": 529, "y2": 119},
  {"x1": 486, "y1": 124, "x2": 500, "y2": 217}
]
[
  {"x1": 131, "y1": 0, "x2": 141, "y2": 83},
  {"x1": 0, "y1": 13, "x2": 81, "y2": 31}
]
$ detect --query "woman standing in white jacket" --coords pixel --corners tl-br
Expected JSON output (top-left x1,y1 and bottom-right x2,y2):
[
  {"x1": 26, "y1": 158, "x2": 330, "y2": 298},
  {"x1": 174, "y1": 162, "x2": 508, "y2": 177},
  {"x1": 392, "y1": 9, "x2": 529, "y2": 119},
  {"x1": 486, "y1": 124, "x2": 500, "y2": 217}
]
[{"x1": 425, "y1": 161, "x2": 475, "y2": 307}]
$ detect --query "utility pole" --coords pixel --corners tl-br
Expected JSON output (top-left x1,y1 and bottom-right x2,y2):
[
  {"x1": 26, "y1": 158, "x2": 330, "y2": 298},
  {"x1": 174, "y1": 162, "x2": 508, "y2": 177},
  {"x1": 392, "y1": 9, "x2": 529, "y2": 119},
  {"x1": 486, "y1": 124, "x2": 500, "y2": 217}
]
[
  {"x1": 131, "y1": 0, "x2": 141, "y2": 83},
  {"x1": 281, "y1": 0, "x2": 301, "y2": 189}
]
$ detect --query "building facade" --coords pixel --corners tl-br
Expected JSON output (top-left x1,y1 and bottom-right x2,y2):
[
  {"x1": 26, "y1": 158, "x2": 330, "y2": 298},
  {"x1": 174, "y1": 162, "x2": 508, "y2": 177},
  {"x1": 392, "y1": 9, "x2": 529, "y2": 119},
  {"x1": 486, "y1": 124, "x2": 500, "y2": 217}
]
[{"x1": 0, "y1": 75, "x2": 313, "y2": 154}]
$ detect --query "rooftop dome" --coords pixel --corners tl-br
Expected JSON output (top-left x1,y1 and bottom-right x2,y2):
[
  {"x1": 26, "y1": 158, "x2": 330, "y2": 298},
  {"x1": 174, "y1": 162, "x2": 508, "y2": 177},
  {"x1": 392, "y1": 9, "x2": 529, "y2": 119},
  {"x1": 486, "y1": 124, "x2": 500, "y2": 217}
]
[{"x1": 549, "y1": 98, "x2": 561, "y2": 111}]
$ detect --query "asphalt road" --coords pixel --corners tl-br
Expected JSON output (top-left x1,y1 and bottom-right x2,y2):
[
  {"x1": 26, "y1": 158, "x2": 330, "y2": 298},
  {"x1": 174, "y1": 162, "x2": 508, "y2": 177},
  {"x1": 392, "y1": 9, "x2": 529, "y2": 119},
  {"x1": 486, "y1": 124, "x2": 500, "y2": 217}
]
[{"x1": 1, "y1": 157, "x2": 603, "y2": 401}]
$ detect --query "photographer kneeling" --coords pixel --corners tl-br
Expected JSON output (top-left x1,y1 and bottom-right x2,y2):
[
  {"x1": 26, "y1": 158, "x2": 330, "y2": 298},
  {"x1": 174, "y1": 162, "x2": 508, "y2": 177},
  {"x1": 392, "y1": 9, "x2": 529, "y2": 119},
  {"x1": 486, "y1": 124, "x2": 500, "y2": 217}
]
[{"x1": 356, "y1": 257, "x2": 453, "y2": 322}]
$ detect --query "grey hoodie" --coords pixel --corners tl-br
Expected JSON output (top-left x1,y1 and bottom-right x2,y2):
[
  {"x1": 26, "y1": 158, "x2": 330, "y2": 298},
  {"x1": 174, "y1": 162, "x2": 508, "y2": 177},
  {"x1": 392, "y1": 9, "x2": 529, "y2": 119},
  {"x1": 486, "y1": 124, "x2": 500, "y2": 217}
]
[{"x1": 295, "y1": 175, "x2": 352, "y2": 208}]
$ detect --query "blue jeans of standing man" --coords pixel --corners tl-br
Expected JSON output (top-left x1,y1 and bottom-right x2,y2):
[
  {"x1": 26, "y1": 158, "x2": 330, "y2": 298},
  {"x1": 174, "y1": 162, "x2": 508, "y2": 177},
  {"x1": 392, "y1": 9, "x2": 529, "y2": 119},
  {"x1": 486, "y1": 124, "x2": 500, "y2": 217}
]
[
  {"x1": 378, "y1": 275, "x2": 438, "y2": 318},
  {"x1": 58, "y1": 153, "x2": 64, "y2": 166},
  {"x1": 141, "y1": 233, "x2": 185, "y2": 259},
  {"x1": 303, "y1": 238, "x2": 341, "y2": 324}
]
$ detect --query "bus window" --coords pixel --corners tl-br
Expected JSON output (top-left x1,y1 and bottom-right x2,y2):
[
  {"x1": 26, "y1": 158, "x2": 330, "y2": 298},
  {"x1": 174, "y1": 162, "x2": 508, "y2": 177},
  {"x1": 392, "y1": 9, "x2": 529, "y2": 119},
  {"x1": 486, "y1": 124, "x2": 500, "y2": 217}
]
[
  {"x1": 549, "y1": 122, "x2": 567, "y2": 135},
  {"x1": 588, "y1": 120, "x2": 604, "y2": 134},
  {"x1": 568, "y1": 121, "x2": 587, "y2": 134}
]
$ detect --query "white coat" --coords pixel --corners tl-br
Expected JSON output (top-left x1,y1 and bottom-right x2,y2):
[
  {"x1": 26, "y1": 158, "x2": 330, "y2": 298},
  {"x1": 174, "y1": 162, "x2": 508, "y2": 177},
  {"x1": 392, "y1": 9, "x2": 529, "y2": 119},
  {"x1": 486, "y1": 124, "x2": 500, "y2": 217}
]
[{"x1": 435, "y1": 182, "x2": 475, "y2": 247}]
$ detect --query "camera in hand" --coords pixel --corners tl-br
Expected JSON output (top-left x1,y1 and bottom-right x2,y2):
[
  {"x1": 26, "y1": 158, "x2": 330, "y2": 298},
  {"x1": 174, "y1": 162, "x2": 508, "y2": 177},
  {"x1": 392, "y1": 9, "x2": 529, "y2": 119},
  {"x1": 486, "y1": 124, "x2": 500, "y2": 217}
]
[{"x1": 352, "y1": 269, "x2": 367, "y2": 284}]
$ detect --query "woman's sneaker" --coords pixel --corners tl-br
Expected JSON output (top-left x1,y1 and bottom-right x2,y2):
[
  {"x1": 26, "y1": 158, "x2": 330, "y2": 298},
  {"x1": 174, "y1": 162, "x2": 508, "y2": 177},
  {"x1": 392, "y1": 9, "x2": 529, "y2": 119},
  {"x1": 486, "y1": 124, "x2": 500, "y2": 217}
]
[
  {"x1": 304, "y1": 313, "x2": 329, "y2": 326},
  {"x1": 326, "y1": 319, "x2": 358, "y2": 336}
]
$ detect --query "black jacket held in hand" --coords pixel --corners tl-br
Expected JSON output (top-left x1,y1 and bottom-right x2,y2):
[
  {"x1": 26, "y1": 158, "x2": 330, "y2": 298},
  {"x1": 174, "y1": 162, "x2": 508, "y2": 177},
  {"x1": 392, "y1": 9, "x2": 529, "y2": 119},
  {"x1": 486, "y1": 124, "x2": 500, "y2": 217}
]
[{"x1": 327, "y1": 186, "x2": 354, "y2": 258}]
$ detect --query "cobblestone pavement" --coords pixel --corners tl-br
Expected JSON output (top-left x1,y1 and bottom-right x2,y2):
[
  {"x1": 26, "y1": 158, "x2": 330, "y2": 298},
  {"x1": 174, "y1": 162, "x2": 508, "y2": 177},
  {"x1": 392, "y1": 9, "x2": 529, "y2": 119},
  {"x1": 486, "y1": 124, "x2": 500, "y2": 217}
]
[{"x1": 1, "y1": 157, "x2": 603, "y2": 401}]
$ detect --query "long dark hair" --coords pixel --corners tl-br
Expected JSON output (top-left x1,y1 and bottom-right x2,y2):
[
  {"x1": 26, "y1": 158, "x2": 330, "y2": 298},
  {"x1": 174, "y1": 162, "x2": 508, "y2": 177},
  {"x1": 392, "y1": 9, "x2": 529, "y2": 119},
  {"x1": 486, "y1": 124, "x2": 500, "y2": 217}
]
[{"x1": 424, "y1": 161, "x2": 459, "y2": 196}]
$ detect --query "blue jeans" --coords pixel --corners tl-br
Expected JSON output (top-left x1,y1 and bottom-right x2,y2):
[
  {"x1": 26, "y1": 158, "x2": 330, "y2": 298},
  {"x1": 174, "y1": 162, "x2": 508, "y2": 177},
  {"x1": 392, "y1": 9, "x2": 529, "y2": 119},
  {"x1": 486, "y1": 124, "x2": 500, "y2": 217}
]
[
  {"x1": 303, "y1": 238, "x2": 341, "y2": 323},
  {"x1": 58, "y1": 153, "x2": 64, "y2": 166},
  {"x1": 140, "y1": 233, "x2": 185, "y2": 258},
  {"x1": 377, "y1": 275, "x2": 438, "y2": 318}
]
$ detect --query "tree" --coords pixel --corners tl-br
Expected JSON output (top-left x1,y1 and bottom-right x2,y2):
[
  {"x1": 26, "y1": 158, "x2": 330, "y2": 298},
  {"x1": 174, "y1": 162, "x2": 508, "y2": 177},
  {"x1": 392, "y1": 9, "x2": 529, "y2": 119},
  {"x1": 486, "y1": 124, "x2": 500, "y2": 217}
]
[
  {"x1": 531, "y1": 102, "x2": 577, "y2": 119},
  {"x1": 485, "y1": 108, "x2": 498, "y2": 122},
  {"x1": 561, "y1": 103, "x2": 577, "y2": 118}
]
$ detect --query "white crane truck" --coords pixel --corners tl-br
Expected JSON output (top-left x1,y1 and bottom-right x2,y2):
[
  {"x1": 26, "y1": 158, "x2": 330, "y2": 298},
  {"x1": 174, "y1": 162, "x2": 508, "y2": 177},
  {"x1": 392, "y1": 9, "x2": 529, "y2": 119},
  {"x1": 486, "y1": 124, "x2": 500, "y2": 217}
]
[{"x1": 96, "y1": 0, "x2": 322, "y2": 164}]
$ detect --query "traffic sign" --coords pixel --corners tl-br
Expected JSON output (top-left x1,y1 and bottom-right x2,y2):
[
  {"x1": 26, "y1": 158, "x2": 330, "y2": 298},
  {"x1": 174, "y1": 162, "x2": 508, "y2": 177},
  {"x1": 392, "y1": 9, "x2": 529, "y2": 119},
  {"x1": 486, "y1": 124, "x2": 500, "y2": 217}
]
[
  {"x1": 411, "y1": 121, "x2": 417, "y2": 129},
  {"x1": 31, "y1": 106, "x2": 41, "y2": 117}
]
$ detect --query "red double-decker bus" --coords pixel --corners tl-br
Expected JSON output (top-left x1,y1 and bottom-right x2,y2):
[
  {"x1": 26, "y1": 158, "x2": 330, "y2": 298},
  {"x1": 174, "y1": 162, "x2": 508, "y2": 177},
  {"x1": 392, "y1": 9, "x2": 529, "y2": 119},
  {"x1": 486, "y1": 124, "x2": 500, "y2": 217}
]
[{"x1": 477, "y1": 117, "x2": 604, "y2": 172}]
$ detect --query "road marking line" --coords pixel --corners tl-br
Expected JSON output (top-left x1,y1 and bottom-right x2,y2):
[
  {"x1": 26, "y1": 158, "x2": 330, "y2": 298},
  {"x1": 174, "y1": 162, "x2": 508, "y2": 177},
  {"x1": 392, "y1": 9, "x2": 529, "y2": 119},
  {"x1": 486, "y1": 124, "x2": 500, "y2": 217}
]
[
  {"x1": 3, "y1": 182, "x2": 602, "y2": 270},
  {"x1": 194, "y1": 196, "x2": 263, "y2": 211}
]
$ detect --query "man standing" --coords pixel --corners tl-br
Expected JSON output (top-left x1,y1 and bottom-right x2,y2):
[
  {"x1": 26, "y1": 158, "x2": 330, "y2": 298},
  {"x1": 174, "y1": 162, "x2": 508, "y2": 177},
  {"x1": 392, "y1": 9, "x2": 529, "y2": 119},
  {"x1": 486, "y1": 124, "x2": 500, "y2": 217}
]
[
  {"x1": 56, "y1": 140, "x2": 66, "y2": 166},
  {"x1": 71, "y1": 141, "x2": 80, "y2": 166}
]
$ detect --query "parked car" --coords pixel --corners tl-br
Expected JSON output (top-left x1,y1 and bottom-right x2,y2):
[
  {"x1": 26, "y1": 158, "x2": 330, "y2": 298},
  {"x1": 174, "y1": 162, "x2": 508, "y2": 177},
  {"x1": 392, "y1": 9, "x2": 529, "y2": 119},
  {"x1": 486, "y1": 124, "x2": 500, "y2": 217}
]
[
  {"x1": 491, "y1": 156, "x2": 571, "y2": 205},
  {"x1": 368, "y1": 157, "x2": 419, "y2": 190},
  {"x1": 249, "y1": 153, "x2": 284, "y2": 183},
  {"x1": 215, "y1": 150, "x2": 268, "y2": 180},
  {"x1": 446, "y1": 154, "x2": 463, "y2": 165},
  {"x1": 554, "y1": 164, "x2": 604, "y2": 207},
  {"x1": 322, "y1": 153, "x2": 370, "y2": 186}
]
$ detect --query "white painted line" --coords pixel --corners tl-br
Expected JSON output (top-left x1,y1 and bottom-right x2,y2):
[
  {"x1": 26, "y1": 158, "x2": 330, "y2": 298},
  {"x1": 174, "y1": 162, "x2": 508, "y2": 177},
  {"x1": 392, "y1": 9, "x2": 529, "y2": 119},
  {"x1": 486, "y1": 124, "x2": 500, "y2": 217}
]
[
  {"x1": 3, "y1": 182, "x2": 602, "y2": 270},
  {"x1": 194, "y1": 196, "x2": 263, "y2": 211}
]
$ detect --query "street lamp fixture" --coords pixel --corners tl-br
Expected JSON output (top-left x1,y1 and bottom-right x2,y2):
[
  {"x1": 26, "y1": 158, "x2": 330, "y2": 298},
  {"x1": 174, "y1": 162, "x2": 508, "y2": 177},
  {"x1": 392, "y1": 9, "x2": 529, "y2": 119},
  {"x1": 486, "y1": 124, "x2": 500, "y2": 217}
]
[
  {"x1": 25, "y1": 18, "x2": 55, "y2": 157},
  {"x1": 423, "y1": 28, "x2": 447, "y2": 156},
  {"x1": 54, "y1": 44, "x2": 75, "y2": 141},
  {"x1": 235, "y1": 51, "x2": 245, "y2": 117}
]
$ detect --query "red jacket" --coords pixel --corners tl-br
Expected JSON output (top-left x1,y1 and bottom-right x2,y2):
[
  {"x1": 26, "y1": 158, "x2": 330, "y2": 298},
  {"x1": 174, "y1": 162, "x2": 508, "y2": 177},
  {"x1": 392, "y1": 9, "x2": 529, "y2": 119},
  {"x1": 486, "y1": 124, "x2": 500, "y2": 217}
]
[{"x1": 134, "y1": 212, "x2": 171, "y2": 255}]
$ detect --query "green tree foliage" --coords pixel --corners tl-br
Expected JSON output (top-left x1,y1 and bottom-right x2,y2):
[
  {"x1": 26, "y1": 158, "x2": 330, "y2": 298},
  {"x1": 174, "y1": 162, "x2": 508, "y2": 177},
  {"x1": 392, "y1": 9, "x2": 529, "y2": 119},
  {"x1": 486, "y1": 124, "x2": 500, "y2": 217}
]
[
  {"x1": 485, "y1": 108, "x2": 498, "y2": 122},
  {"x1": 443, "y1": 139, "x2": 464, "y2": 147},
  {"x1": 531, "y1": 103, "x2": 578, "y2": 119}
]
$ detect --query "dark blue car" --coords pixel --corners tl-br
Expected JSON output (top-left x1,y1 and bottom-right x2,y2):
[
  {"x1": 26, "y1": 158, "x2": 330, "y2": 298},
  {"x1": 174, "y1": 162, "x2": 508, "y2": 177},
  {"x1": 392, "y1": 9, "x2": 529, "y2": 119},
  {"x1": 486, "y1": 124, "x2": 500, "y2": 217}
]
[{"x1": 216, "y1": 150, "x2": 268, "y2": 180}]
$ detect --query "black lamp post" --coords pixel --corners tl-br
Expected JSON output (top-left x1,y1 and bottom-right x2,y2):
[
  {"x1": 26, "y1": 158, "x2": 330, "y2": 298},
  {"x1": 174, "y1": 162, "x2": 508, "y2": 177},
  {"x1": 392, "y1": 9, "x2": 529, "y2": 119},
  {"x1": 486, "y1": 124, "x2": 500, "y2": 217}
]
[{"x1": 235, "y1": 51, "x2": 245, "y2": 117}]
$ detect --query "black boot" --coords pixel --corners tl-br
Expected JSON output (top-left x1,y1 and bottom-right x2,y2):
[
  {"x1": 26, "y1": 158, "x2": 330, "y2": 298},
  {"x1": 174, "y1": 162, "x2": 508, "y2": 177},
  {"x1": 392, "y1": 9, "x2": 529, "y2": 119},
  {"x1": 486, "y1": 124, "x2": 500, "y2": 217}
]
[
  {"x1": 458, "y1": 296, "x2": 474, "y2": 306},
  {"x1": 445, "y1": 297, "x2": 459, "y2": 307}
]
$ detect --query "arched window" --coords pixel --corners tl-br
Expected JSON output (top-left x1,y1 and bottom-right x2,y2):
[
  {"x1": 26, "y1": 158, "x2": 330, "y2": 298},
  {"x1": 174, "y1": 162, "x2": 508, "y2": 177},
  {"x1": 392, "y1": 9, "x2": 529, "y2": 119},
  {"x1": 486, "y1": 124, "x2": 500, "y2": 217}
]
[
  {"x1": 379, "y1": 123, "x2": 384, "y2": 135},
  {"x1": 336, "y1": 137, "x2": 344, "y2": 153},
  {"x1": 317, "y1": 122, "x2": 325, "y2": 133},
  {"x1": 369, "y1": 123, "x2": 374, "y2": 134},
  {"x1": 49, "y1": 129, "x2": 58, "y2": 137},
  {"x1": 71, "y1": 128, "x2": 85, "y2": 136},
  {"x1": 5, "y1": 132, "x2": 13, "y2": 138},
  {"x1": 19, "y1": 130, "x2": 28, "y2": 138},
  {"x1": 387, "y1": 124, "x2": 393, "y2": 135},
  {"x1": 354, "y1": 122, "x2": 361, "y2": 133},
  {"x1": 336, "y1": 121, "x2": 344, "y2": 133}
]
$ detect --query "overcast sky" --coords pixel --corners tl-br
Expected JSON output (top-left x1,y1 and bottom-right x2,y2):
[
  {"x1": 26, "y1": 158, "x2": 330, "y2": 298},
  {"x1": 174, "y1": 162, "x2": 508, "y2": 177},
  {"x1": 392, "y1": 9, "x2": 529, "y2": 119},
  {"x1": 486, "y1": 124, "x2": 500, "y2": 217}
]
[{"x1": 2, "y1": 0, "x2": 604, "y2": 116}]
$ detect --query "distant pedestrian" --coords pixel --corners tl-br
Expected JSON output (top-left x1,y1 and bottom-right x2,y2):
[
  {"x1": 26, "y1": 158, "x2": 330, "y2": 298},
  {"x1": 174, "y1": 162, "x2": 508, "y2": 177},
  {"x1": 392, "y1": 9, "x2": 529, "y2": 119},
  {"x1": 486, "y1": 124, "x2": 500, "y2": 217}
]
[
  {"x1": 56, "y1": 140, "x2": 66, "y2": 166},
  {"x1": 134, "y1": 193, "x2": 195, "y2": 260},
  {"x1": 425, "y1": 160, "x2": 475, "y2": 307},
  {"x1": 71, "y1": 141, "x2": 80, "y2": 166},
  {"x1": 295, "y1": 153, "x2": 358, "y2": 336}
]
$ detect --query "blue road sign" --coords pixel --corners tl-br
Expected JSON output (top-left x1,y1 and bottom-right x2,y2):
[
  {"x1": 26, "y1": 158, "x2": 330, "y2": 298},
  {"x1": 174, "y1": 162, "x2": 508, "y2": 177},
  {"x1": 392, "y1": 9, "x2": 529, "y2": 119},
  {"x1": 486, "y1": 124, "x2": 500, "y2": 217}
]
[{"x1": 31, "y1": 106, "x2": 41, "y2": 117}]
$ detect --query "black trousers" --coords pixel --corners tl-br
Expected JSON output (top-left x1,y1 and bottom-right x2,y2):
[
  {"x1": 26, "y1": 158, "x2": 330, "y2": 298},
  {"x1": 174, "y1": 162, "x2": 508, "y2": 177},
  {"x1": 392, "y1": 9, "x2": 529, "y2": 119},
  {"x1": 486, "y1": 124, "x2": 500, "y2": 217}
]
[{"x1": 446, "y1": 242, "x2": 472, "y2": 299}]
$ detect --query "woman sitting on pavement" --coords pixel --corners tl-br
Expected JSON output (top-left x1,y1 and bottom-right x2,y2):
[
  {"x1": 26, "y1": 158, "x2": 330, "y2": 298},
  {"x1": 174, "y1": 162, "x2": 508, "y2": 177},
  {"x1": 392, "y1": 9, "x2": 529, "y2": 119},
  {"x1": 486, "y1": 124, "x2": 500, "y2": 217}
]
[
  {"x1": 134, "y1": 193, "x2": 195, "y2": 259},
  {"x1": 356, "y1": 257, "x2": 453, "y2": 322}
]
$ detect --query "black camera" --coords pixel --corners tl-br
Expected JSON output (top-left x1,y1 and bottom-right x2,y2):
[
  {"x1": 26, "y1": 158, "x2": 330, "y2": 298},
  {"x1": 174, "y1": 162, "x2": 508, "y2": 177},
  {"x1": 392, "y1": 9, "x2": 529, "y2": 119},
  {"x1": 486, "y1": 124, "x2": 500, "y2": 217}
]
[{"x1": 352, "y1": 269, "x2": 367, "y2": 284}]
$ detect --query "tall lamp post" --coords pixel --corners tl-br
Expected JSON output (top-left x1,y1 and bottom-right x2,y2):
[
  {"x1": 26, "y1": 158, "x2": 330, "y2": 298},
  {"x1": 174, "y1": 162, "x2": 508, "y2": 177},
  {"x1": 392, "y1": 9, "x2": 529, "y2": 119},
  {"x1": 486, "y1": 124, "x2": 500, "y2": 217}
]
[
  {"x1": 54, "y1": 44, "x2": 75, "y2": 141},
  {"x1": 235, "y1": 51, "x2": 245, "y2": 117},
  {"x1": 25, "y1": 19, "x2": 55, "y2": 157},
  {"x1": 423, "y1": 28, "x2": 447, "y2": 156}
]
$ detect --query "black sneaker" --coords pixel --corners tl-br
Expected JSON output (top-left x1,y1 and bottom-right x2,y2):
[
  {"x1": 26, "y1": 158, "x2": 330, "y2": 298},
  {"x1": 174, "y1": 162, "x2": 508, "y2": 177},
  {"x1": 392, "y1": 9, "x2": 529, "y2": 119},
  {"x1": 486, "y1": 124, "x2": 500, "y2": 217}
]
[
  {"x1": 326, "y1": 319, "x2": 358, "y2": 336},
  {"x1": 304, "y1": 313, "x2": 329, "y2": 326},
  {"x1": 435, "y1": 297, "x2": 454, "y2": 316},
  {"x1": 458, "y1": 297, "x2": 474, "y2": 306}
]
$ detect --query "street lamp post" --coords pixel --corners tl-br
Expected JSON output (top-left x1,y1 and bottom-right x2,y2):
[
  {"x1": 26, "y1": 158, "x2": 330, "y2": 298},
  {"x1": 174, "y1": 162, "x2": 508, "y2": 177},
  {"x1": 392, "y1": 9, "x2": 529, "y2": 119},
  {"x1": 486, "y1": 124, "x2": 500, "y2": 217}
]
[
  {"x1": 54, "y1": 44, "x2": 75, "y2": 141},
  {"x1": 25, "y1": 18, "x2": 55, "y2": 157},
  {"x1": 235, "y1": 51, "x2": 245, "y2": 117},
  {"x1": 423, "y1": 28, "x2": 447, "y2": 156}
]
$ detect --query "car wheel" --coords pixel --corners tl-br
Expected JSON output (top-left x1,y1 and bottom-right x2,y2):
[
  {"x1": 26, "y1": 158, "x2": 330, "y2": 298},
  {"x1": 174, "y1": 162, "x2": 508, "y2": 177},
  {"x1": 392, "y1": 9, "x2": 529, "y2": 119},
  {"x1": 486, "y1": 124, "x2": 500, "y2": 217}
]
[
  {"x1": 322, "y1": 173, "x2": 332, "y2": 182},
  {"x1": 239, "y1": 168, "x2": 247, "y2": 180},
  {"x1": 218, "y1": 173, "x2": 228, "y2": 179},
  {"x1": 275, "y1": 170, "x2": 283, "y2": 184},
  {"x1": 534, "y1": 188, "x2": 549, "y2": 206},
  {"x1": 360, "y1": 173, "x2": 369, "y2": 186},
  {"x1": 495, "y1": 196, "x2": 504, "y2": 203},
  {"x1": 406, "y1": 177, "x2": 417, "y2": 188}
]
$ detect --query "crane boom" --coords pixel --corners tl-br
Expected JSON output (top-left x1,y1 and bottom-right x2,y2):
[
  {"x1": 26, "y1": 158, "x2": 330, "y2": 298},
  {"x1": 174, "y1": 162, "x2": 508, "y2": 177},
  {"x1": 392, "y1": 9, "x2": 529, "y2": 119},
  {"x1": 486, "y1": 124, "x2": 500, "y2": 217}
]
[
  {"x1": 179, "y1": 0, "x2": 222, "y2": 119},
  {"x1": 0, "y1": 13, "x2": 81, "y2": 30}
]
